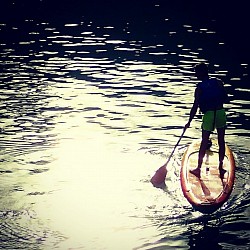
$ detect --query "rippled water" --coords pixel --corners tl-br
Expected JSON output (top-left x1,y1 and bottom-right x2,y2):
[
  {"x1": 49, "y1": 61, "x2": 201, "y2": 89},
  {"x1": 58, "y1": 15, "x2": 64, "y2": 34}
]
[{"x1": 0, "y1": 2, "x2": 249, "y2": 250}]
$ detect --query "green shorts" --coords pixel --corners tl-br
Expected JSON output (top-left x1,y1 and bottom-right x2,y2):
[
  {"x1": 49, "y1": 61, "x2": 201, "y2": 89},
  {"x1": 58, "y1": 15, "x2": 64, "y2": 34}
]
[{"x1": 202, "y1": 109, "x2": 226, "y2": 132}]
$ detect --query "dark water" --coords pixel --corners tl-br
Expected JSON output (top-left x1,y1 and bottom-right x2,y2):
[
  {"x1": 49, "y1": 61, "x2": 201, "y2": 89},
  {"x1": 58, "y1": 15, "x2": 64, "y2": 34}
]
[{"x1": 0, "y1": 1, "x2": 249, "y2": 249}]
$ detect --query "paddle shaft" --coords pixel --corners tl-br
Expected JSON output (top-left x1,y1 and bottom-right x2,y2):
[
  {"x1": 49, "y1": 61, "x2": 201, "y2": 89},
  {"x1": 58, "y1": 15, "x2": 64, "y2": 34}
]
[
  {"x1": 150, "y1": 127, "x2": 187, "y2": 187},
  {"x1": 162, "y1": 128, "x2": 186, "y2": 168}
]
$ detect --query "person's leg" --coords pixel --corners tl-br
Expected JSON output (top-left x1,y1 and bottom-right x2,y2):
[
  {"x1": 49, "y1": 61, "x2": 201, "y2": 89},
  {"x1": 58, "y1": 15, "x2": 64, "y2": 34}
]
[
  {"x1": 216, "y1": 109, "x2": 226, "y2": 166},
  {"x1": 190, "y1": 129, "x2": 211, "y2": 178},
  {"x1": 198, "y1": 129, "x2": 211, "y2": 168},
  {"x1": 217, "y1": 126, "x2": 226, "y2": 178},
  {"x1": 217, "y1": 127, "x2": 225, "y2": 166}
]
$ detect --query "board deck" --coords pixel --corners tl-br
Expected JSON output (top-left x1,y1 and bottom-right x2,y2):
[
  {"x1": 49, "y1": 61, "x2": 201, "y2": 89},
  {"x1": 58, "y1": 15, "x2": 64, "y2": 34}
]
[{"x1": 180, "y1": 139, "x2": 235, "y2": 214}]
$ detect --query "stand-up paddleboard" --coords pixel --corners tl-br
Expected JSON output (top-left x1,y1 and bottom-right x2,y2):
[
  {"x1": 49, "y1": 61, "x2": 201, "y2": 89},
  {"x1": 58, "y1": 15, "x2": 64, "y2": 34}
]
[{"x1": 180, "y1": 138, "x2": 235, "y2": 214}]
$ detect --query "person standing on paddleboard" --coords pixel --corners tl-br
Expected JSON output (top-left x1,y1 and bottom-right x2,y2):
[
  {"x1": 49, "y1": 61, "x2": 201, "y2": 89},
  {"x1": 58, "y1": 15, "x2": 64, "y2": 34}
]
[{"x1": 184, "y1": 63, "x2": 229, "y2": 179}]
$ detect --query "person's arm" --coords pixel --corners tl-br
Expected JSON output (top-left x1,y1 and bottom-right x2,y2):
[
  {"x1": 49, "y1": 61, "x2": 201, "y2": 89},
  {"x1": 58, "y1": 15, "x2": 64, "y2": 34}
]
[{"x1": 185, "y1": 87, "x2": 200, "y2": 129}]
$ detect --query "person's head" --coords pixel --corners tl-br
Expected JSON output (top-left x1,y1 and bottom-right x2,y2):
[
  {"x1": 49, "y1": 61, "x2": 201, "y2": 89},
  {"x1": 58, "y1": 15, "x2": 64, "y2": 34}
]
[{"x1": 194, "y1": 63, "x2": 209, "y2": 80}]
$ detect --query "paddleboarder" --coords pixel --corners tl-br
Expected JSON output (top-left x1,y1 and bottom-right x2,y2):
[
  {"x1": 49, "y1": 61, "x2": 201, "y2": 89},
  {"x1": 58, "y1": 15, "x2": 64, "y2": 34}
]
[{"x1": 184, "y1": 63, "x2": 229, "y2": 179}]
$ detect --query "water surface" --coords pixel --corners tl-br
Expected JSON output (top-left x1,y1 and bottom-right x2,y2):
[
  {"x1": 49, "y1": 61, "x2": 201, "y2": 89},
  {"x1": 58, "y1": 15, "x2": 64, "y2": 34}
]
[{"x1": 0, "y1": 2, "x2": 249, "y2": 249}]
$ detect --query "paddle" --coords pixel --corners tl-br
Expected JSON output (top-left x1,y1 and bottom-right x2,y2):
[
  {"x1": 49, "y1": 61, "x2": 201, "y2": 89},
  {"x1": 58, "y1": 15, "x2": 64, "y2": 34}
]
[{"x1": 150, "y1": 127, "x2": 186, "y2": 187}]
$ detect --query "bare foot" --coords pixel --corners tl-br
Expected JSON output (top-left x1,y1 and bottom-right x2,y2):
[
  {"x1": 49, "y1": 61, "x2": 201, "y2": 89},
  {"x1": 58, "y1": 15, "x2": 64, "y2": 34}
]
[
  {"x1": 219, "y1": 168, "x2": 227, "y2": 179},
  {"x1": 189, "y1": 168, "x2": 201, "y2": 178}
]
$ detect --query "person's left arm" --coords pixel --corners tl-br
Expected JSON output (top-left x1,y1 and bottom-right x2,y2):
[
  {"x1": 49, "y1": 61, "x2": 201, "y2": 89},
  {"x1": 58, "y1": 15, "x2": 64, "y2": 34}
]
[{"x1": 185, "y1": 86, "x2": 201, "y2": 129}]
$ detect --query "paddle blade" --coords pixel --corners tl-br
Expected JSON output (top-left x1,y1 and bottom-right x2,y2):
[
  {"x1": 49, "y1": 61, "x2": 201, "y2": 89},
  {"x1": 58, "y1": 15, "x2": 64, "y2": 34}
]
[{"x1": 150, "y1": 166, "x2": 167, "y2": 187}]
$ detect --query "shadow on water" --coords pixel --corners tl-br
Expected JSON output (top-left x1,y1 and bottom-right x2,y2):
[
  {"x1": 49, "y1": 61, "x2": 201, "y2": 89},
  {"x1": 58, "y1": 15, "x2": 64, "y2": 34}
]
[{"x1": 142, "y1": 194, "x2": 250, "y2": 249}]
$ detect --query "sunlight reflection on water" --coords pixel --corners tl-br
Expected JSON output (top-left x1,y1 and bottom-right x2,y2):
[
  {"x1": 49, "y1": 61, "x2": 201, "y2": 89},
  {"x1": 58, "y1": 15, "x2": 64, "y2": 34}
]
[{"x1": 31, "y1": 128, "x2": 167, "y2": 249}]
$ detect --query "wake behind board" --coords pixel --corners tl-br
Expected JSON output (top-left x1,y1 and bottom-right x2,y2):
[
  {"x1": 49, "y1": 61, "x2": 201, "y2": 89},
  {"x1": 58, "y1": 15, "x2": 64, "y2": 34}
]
[{"x1": 180, "y1": 139, "x2": 235, "y2": 214}]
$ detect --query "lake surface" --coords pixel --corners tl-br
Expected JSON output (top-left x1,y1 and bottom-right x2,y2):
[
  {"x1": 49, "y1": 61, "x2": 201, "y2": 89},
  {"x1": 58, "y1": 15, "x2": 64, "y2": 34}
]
[{"x1": 0, "y1": 1, "x2": 249, "y2": 249}]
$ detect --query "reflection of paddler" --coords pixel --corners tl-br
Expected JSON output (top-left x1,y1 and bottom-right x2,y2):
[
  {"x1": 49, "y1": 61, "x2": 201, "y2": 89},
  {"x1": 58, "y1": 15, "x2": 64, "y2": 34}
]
[{"x1": 184, "y1": 63, "x2": 229, "y2": 179}]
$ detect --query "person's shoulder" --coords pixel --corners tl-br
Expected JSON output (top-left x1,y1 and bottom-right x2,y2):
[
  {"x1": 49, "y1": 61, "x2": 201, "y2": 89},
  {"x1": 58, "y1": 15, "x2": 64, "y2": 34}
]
[
  {"x1": 197, "y1": 81, "x2": 203, "y2": 88},
  {"x1": 215, "y1": 78, "x2": 224, "y2": 87},
  {"x1": 210, "y1": 77, "x2": 224, "y2": 86}
]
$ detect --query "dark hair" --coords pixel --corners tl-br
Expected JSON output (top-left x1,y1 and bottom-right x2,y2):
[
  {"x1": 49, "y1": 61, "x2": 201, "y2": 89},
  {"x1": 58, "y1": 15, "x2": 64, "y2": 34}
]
[{"x1": 194, "y1": 63, "x2": 208, "y2": 73}]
